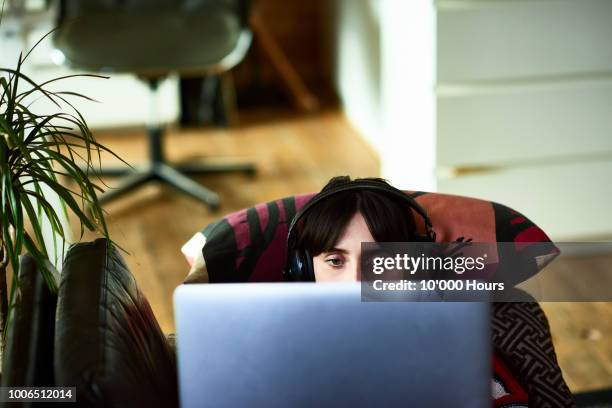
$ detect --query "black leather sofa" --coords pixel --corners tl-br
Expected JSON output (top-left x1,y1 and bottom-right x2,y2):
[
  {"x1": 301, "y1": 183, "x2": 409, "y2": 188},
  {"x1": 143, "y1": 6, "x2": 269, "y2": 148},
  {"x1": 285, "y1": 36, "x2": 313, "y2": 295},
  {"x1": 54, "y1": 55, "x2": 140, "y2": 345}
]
[
  {"x1": 0, "y1": 239, "x2": 179, "y2": 407},
  {"x1": 0, "y1": 238, "x2": 577, "y2": 407}
]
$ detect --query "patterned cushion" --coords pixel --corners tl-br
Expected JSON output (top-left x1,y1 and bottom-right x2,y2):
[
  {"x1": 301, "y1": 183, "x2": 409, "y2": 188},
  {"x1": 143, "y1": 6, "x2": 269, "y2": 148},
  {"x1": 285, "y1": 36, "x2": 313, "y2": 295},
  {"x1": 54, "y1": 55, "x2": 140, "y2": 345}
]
[
  {"x1": 492, "y1": 298, "x2": 575, "y2": 407},
  {"x1": 182, "y1": 191, "x2": 559, "y2": 284}
]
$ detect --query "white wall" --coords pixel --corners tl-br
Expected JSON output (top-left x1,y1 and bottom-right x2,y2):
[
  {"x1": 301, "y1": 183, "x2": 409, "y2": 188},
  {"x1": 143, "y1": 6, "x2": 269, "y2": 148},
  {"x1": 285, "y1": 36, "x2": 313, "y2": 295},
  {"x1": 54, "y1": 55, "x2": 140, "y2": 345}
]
[
  {"x1": 334, "y1": 0, "x2": 382, "y2": 154},
  {"x1": 379, "y1": 0, "x2": 436, "y2": 191},
  {"x1": 334, "y1": 0, "x2": 437, "y2": 191}
]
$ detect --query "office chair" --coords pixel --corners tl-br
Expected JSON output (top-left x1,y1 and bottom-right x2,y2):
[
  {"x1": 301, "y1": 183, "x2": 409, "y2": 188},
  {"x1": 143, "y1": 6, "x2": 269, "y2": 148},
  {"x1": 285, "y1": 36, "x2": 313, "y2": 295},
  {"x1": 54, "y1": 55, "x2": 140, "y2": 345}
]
[{"x1": 51, "y1": 0, "x2": 256, "y2": 210}]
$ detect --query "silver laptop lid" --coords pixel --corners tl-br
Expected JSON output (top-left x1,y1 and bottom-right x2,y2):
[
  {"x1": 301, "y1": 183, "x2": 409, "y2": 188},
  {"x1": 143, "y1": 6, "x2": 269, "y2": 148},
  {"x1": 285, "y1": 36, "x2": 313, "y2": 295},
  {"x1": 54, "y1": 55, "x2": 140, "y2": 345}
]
[{"x1": 174, "y1": 283, "x2": 490, "y2": 408}]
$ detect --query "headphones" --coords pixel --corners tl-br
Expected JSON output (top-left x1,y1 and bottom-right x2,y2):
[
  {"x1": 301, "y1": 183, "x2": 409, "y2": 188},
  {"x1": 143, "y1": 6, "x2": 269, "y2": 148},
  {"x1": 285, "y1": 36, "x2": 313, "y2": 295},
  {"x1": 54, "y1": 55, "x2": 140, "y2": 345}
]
[{"x1": 283, "y1": 179, "x2": 436, "y2": 282}]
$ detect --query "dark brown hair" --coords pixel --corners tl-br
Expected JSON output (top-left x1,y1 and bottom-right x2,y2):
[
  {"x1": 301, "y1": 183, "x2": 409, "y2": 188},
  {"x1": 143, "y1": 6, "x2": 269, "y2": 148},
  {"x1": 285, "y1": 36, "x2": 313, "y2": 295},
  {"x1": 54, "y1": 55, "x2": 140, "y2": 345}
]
[{"x1": 296, "y1": 176, "x2": 417, "y2": 256}]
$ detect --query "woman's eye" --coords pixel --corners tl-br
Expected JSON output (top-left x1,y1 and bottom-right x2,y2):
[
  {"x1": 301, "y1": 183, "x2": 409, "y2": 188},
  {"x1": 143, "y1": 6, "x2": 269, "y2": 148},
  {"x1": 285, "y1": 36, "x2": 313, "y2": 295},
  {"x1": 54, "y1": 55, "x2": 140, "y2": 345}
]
[{"x1": 325, "y1": 257, "x2": 345, "y2": 267}]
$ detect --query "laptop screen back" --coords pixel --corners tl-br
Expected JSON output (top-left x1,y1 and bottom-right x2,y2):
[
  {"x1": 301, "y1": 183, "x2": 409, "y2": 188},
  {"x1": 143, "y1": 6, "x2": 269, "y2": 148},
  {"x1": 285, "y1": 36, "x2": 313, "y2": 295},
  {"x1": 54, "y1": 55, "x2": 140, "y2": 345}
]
[{"x1": 174, "y1": 283, "x2": 490, "y2": 408}]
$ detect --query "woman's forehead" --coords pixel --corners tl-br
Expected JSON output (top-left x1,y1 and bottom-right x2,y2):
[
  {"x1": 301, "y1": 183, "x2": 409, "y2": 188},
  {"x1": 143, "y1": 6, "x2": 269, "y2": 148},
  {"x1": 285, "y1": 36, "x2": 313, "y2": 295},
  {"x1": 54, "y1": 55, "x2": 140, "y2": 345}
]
[{"x1": 333, "y1": 212, "x2": 375, "y2": 249}]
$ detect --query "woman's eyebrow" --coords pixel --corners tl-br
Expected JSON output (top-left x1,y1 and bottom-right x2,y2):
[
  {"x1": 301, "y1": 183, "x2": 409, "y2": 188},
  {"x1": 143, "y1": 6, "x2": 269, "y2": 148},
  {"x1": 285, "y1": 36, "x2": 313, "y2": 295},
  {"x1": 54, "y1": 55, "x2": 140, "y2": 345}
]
[{"x1": 324, "y1": 248, "x2": 349, "y2": 255}]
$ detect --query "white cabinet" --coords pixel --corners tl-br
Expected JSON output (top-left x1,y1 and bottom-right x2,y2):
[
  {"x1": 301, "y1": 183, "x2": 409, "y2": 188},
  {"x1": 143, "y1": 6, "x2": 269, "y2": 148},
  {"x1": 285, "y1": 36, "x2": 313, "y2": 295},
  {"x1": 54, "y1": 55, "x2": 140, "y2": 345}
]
[
  {"x1": 436, "y1": 0, "x2": 612, "y2": 240},
  {"x1": 336, "y1": 0, "x2": 612, "y2": 240}
]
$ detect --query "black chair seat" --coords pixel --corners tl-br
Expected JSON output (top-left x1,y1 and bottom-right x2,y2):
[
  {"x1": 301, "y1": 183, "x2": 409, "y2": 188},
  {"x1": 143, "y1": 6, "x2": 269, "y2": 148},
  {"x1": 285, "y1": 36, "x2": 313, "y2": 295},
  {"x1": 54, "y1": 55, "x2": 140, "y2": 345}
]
[{"x1": 54, "y1": 7, "x2": 242, "y2": 75}]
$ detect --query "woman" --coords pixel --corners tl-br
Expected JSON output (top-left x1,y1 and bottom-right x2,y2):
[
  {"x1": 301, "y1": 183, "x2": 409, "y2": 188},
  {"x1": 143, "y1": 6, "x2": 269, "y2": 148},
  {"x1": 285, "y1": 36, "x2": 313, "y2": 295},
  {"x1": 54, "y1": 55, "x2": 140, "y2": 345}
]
[
  {"x1": 284, "y1": 175, "x2": 531, "y2": 407},
  {"x1": 284, "y1": 175, "x2": 432, "y2": 282}
]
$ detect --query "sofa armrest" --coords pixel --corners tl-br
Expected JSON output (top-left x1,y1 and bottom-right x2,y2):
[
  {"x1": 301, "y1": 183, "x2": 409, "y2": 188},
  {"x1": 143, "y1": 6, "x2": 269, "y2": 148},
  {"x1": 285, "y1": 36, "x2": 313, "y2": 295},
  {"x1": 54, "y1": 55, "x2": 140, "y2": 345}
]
[{"x1": 54, "y1": 239, "x2": 178, "y2": 407}]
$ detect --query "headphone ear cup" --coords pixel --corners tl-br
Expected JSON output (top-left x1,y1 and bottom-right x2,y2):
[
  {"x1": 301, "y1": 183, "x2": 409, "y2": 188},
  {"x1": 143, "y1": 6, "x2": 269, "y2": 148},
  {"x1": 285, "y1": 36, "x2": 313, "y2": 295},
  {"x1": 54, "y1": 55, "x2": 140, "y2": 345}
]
[
  {"x1": 302, "y1": 250, "x2": 315, "y2": 281},
  {"x1": 284, "y1": 249, "x2": 315, "y2": 282},
  {"x1": 284, "y1": 249, "x2": 300, "y2": 281},
  {"x1": 284, "y1": 249, "x2": 306, "y2": 281}
]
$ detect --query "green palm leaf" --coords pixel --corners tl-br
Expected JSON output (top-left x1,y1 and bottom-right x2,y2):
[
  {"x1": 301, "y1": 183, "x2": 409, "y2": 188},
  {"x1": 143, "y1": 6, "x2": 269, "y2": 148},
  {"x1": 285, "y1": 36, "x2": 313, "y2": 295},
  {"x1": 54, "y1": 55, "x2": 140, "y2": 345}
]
[{"x1": 0, "y1": 26, "x2": 123, "y2": 339}]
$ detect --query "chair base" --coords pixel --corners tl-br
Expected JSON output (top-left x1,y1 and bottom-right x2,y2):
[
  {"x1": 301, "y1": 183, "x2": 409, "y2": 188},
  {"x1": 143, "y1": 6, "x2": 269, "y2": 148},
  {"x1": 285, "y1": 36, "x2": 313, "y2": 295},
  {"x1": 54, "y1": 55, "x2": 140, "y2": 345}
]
[
  {"x1": 95, "y1": 161, "x2": 256, "y2": 210},
  {"x1": 90, "y1": 79, "x2": 256, "y2": 210}
]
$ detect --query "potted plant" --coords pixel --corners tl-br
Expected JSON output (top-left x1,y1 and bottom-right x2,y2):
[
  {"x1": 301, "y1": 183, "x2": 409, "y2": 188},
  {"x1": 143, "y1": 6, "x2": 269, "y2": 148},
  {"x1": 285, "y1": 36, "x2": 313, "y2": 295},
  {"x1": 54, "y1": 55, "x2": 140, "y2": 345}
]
[{"x1": 0, "y1": 28, "x2": 124, "y2": 353}]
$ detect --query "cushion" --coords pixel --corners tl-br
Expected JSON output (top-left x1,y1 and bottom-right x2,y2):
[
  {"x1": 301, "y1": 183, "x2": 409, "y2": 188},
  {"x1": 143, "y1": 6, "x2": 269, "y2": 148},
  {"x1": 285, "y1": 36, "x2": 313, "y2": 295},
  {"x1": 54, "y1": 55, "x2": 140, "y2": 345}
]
[
  {"x1": 492, "y1": 292, "x2": 575, "y2": 407},
  {"x1": 182, "y1": 191, "x2": 559, "y2": 285},
  {"x1": 54, "y1": 239, "x2": 179, "y2": 407}
]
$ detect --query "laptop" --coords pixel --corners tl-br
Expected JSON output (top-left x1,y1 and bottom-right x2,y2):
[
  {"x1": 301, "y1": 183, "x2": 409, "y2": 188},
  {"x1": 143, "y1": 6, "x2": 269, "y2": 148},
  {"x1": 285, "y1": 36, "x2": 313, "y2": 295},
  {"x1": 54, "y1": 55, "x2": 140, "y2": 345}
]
[{"x1": 174, "y1": 283, "x2": 490, "y2": 408}]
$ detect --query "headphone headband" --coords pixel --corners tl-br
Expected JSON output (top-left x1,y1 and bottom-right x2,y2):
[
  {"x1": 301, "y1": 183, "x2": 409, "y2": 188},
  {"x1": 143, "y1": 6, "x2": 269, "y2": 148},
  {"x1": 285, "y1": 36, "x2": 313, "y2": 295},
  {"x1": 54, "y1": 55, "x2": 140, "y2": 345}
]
[{"x1": 287, "y1": 180, "x2": 435, "y2": 249}]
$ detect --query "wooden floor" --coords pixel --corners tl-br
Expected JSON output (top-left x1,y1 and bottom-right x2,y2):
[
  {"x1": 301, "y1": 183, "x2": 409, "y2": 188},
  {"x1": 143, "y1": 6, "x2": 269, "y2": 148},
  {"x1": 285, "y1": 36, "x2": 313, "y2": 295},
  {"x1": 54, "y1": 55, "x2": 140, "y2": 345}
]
[
  {"x1": 76, "y1": 108, "x2": 609, "y2": 394},
  {"x1": 78, "y1": 108, "x2": 379, "y2": 331}
]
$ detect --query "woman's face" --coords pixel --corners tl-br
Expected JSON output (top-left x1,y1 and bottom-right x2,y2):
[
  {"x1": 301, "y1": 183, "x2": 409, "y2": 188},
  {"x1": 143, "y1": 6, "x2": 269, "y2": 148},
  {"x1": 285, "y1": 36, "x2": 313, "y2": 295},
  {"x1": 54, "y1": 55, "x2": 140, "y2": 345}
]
[{"x1": 312, "y1": 211, "x2": 374, "y2": 282}]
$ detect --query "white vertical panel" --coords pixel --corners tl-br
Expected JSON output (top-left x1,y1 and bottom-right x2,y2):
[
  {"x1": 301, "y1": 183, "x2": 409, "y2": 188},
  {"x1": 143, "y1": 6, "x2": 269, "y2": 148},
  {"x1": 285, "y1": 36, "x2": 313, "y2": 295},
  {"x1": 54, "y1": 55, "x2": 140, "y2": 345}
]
[
  {"x1": 380, "y1": 0, "x2": 437, "y2": 190},
  {"x1": 334, "y1": 0, "x2": 382, "y2": 153}
]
